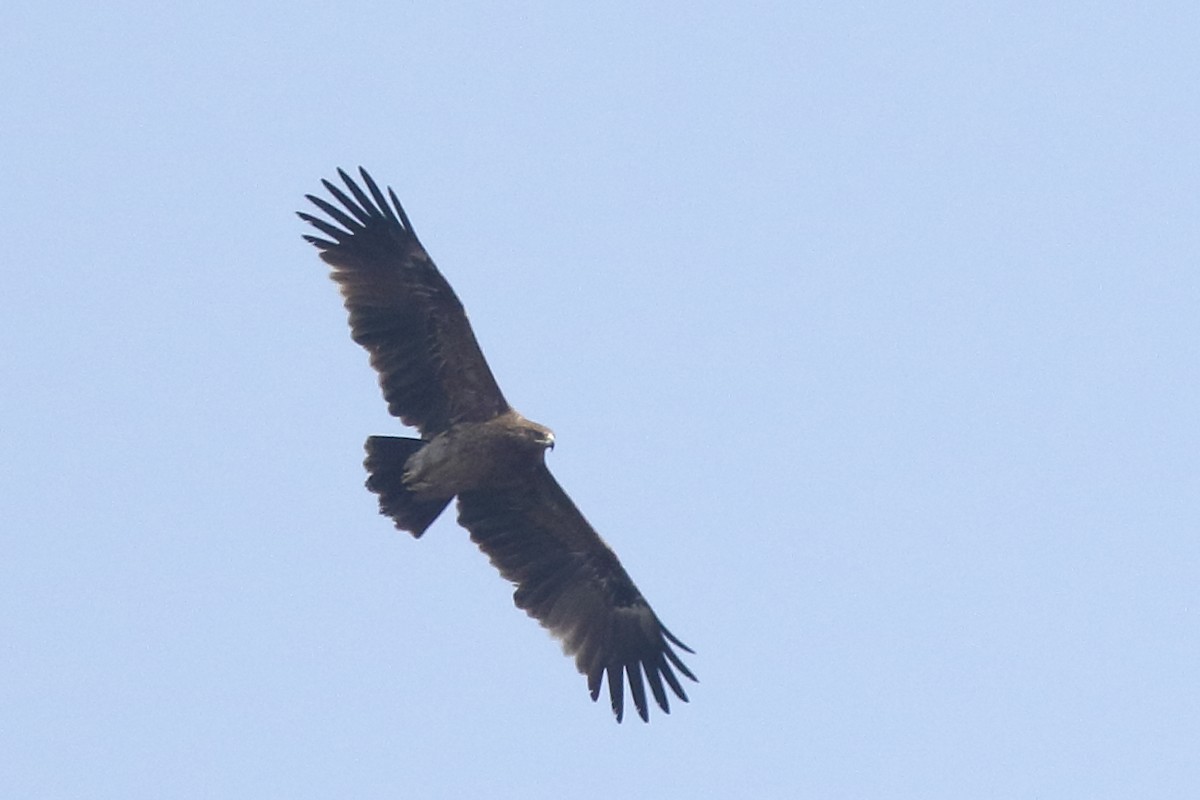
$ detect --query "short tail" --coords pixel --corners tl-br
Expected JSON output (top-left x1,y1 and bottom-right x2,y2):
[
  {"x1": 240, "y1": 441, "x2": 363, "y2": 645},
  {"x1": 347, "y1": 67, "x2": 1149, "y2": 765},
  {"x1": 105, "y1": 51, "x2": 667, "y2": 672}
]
[{"x1": 363, "y1": 436, "x2": 452, "y2": 538}]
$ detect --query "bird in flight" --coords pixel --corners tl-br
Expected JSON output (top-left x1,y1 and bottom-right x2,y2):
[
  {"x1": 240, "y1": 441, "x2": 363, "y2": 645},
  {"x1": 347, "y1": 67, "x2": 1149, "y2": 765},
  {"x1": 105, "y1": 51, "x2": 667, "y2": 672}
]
[{"x1": 298, "y1": 168, "x2": 695, "y2": 722}]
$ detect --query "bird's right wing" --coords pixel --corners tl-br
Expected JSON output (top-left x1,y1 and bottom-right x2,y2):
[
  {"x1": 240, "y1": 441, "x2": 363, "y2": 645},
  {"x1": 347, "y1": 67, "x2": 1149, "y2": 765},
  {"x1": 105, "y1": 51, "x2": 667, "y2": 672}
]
[{"x1": 299, "y1": 168, "x2": 509, "y2": 436}]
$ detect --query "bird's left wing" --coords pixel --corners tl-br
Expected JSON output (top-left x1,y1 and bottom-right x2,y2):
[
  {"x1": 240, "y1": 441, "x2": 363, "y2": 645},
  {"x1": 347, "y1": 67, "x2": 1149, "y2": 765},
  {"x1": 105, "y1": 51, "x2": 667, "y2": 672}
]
[{"x1": 456, "y1": 464, "x2": 696, "y2": 722}]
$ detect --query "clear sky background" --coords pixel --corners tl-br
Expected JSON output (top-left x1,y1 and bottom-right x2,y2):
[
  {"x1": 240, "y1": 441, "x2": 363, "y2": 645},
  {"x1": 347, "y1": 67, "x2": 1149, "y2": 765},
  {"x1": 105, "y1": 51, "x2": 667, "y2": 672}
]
[{"x1": 3, "y1": 2, "x2": 1198, "y2": 798}]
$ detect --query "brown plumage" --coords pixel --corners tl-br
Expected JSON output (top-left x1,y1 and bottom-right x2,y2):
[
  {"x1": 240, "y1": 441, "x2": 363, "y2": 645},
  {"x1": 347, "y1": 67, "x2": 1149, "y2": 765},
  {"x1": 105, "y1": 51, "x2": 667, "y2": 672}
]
[{"x1": 298, "y1": 168, "x2": 695, "y2": 722}]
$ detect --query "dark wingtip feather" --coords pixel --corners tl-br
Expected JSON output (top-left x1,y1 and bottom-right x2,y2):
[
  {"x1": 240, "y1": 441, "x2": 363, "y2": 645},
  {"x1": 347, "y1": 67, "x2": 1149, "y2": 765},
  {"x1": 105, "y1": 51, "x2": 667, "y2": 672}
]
[
  {"x1": 306, "y1": 193, "x2": 363, "y2": 232},
  {"x1": 644, "y1": 662, "x2": 669, "y2": 714},
  {"x1": 607, "y1": 664, "x2": 625, "y2": 723},
  {"x1": 340, "y1": 167, "x2": 378, "y2": 215},
  {"x1": 658, "y1": 657, "x2": 690, "y2": 703},
  {"x1": 661, "y1": 624, "x2": 695, "y2": 655},
  {"x1": 301, "y1": 234, "x2": 336, "y2": 250},
  {"x1": 388, "y1": 186, "x2": 416, "y2": 233},
  {"x1": 358, "y1": 167, "x2": 400, "y2": 226},
  {"x1": 627, "y1": 663, "x2": 649, "y2": 722},
  {"x1": 297, "y1": 212, "x2": 350, "y2": 242}
]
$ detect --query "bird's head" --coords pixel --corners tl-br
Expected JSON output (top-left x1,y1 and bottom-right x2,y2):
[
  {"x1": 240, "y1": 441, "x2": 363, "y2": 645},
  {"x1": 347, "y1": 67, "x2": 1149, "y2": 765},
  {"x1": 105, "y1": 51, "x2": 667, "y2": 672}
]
[
  {"x1": 532, "y1": 425, "x2": 555, "y2": 451},
  {"x1": 507, "y1": 414, "x2": 555, "y2": 454}
]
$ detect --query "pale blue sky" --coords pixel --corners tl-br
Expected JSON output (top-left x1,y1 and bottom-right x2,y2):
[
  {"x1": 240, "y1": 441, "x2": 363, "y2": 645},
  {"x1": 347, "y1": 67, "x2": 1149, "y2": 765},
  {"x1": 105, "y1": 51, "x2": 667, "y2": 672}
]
[{"x1": 3, "y1": 2, "x2": 1198, "y2": 797}]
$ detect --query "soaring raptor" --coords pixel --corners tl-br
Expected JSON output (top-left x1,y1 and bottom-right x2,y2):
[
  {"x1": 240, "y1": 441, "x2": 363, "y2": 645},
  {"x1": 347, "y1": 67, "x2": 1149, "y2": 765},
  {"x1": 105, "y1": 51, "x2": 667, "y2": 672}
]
[{"x1": 298, "y1": 168, "x2": 695, "y2": 722}]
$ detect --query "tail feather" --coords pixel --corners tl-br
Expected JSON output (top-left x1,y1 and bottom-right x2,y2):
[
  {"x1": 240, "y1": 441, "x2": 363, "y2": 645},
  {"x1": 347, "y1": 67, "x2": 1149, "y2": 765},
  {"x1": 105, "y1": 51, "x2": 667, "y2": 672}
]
[{"x1": 363, "y1": 436, "x2": 452, "y2": 538}]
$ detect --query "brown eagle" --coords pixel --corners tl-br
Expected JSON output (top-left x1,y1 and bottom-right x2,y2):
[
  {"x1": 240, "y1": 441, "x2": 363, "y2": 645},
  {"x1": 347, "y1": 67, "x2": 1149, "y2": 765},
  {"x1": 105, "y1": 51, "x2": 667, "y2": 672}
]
[{"x1": 298, "y1": 168, "x2": 695, "y2": 722}]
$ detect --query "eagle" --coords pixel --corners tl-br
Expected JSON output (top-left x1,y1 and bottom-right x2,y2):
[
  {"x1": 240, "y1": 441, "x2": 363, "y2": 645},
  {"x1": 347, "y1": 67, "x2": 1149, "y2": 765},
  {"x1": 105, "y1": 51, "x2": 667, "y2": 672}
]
[{"x1": 298, "y1": 168, "x2": 695, "y2": 722}]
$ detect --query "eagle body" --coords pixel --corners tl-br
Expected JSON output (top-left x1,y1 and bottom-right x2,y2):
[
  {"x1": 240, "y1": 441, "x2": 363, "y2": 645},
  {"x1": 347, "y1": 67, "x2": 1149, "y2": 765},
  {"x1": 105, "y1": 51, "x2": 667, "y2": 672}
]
[
  {"x1": 299, "y1": 168, "x2": 695, "y2": 722},
  {"x1": 400, "y1": 412, "x2": 554, "y2": 500}
]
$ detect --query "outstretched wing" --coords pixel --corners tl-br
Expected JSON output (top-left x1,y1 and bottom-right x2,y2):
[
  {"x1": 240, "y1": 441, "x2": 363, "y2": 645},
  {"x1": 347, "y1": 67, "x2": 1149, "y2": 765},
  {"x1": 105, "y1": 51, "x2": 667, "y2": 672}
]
[
  {"x1": 299, "y1": 168, "x2": 508, "y2": 436},
  {"x1": 457, "y1": 465, "x2": 696, "y2": 722}
]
